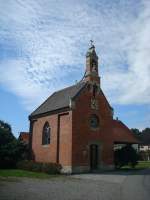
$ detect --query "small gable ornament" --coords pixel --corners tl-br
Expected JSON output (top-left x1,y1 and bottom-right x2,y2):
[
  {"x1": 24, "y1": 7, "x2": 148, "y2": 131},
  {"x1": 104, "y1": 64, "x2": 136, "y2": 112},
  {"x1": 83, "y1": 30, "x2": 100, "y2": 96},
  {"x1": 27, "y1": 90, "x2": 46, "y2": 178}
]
[{"x1": 91, "y1": 98, "x2": 98, "y2": 110}]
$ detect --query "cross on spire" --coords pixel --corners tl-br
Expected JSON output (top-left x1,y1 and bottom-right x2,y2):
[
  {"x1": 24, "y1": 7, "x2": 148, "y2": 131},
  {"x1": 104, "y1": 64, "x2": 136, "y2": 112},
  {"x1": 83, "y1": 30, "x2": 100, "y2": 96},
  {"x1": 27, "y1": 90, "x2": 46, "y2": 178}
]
[{"x1": 90, "y1": 40, "x2": 94, "y2": 47}]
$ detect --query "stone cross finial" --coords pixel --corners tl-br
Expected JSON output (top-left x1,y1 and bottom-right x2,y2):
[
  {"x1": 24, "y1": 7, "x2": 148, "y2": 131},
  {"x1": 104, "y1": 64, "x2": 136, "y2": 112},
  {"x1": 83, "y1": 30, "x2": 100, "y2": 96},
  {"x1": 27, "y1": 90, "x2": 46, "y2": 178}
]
[{"x1": 90, "y1": 40, "x2": 94, "y2": 47}]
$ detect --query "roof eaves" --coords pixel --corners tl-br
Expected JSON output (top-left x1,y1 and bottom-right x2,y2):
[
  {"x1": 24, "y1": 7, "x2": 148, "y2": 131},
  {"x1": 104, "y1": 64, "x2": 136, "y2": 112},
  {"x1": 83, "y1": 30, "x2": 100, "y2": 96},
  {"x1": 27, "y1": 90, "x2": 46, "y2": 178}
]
[{"x1": 29, "y1": 106, "x2": 70, "y2": 120}]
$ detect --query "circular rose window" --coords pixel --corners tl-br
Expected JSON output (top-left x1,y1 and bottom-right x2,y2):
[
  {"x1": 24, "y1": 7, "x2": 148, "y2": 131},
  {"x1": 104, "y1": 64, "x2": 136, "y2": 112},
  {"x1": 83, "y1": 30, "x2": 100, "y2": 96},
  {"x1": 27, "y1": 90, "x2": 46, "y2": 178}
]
[{"x1": 90, "y1": 114, "x2": 99, "y2": 128}]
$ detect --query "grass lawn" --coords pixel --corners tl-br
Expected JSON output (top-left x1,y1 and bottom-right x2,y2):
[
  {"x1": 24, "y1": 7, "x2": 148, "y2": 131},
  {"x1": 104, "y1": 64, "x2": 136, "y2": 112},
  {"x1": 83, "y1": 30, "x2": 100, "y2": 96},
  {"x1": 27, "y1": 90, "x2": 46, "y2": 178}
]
[
  {"x1": 0, "y1": 169, "x2": 59, "y2": 179},
  {"x1": 0, "y1": 161, "x2": 150, "y2": 178},
  {"x1": 136, "y1": 161, "x2": 150, "y2": 169},
  {"x1": 121, "y1": 161, "x2": 150, "y2": 170}
]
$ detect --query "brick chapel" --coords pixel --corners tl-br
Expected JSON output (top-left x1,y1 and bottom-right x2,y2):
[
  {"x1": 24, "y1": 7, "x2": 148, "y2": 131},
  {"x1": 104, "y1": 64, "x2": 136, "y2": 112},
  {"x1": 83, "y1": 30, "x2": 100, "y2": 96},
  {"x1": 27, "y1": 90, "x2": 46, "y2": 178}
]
[{"x1": 29, "y1": 43, "x2": 139, "y2": 173}]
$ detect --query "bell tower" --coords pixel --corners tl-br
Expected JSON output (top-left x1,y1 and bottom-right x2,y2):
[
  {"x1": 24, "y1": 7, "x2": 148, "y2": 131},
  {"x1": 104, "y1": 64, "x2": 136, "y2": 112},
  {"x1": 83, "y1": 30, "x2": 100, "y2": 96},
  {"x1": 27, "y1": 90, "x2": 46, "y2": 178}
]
[{"x1": 83, "y1": 41, "x2": 100, "y2": 86}]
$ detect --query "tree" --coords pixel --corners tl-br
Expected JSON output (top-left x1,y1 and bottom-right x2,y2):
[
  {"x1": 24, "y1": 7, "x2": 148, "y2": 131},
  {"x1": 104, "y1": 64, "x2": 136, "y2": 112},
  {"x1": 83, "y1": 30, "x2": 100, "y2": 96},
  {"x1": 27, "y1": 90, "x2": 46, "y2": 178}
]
[
  {"x1": 114, "y1": 144, "x2": 139, "y2": 168},
  {"x1": 131, "y1": 127, "x2": 150, "y2": 142},
  {"x1": 131, "y1": 128, "x2": 141, "y2": 139},
  {"x1": 131, "y1": 128, "x2": 141, "y2": 135},
  {"x1": 141, "y1": 128, "x2": 150, "y2": 143},
  {"x1": 0, "y1": 120, "x2": 15, "y2": 145},
  {"x1": 0, "y1": 120, "x2": 28, "y2": 168},
  {"x1": 142, "y1": 128, "x2": 150, "y2": 135}
]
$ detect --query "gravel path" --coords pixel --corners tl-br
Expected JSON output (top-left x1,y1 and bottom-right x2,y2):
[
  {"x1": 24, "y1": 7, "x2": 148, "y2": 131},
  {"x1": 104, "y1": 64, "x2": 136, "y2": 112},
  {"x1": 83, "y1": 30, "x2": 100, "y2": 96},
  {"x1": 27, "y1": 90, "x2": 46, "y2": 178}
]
[{"x1": 0, "y1": 169, "x2": 150, "y2": 200}]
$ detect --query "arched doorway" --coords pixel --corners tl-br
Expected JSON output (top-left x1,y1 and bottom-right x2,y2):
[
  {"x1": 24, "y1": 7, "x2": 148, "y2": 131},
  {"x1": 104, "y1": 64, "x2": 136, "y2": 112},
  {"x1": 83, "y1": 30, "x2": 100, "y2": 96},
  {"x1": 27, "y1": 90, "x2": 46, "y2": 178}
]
[{"x1": 90, "y1": 144, "x2": 98, "y2": 170}]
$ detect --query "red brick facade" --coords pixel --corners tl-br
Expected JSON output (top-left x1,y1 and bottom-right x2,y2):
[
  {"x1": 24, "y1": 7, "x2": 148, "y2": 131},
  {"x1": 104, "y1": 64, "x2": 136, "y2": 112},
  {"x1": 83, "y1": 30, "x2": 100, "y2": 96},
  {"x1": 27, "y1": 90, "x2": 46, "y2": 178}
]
[{"x1": 29, "y1": 44, "x2": 139, "y2": 173}]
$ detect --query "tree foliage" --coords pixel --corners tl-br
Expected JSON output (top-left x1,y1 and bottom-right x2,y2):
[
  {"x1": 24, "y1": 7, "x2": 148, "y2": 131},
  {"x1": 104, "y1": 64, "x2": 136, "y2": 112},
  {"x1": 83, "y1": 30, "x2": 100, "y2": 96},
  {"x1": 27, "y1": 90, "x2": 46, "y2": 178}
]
[
  {"x1": 131, "y1": 128, "x2": 150, "y2": 143},
  {"x1": 114, "y1": 144, "x2": 139, "y2": 168},
  {"x1": 0, "y1": 120, "x2": 28, "y2": 168},
  {"x1": 0, "y1": 120, "x2": 15, "y2": 144},
  {"x1": 131, "y1": 128, "x2": 141, "y2": 136}
]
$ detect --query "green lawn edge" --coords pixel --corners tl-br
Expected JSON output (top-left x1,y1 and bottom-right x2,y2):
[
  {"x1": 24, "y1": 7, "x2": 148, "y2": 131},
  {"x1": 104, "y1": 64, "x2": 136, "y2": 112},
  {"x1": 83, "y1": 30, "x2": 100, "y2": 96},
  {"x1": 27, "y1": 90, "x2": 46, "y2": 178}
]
[
  {"x1": 121, "y1": 161, "x2": 150, "y2": 170},
  {"x1": 0, "y1": 169, "x2": 60, "y2": 179},
  {"x1": 0, "y1": 161, "x2": 150, "y2": 178}
]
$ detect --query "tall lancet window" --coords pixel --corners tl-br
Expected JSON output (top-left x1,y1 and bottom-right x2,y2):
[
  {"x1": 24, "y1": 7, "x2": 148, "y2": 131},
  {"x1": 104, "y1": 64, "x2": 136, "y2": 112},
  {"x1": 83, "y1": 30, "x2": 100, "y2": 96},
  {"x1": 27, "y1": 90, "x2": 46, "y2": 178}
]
[{"x1": 42, "y1": 122, "x2": 51, "y2": 145}]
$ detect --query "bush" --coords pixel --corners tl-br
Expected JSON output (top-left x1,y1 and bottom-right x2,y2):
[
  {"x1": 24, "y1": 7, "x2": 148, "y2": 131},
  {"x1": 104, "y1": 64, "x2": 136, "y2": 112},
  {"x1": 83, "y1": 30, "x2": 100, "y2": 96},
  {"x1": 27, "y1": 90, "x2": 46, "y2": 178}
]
[
  {"x1": 17, "y1": 160, "x2": 62, "y2": 174},
  {"x1": 0, "y1": 120, "x2": 29, "y2": 169},
  {"x1": 0, "y1": 140, "x2": 28, "y2": 169},
  {"x1": 41, "y1": 163, "x2": 62, "y2": 174},
  {"x1": 114, "y1": 144, "x2": 139, "y2": 168},
  {"x1": 17, "y1": 160, "x2": 34, "y2": 171}
]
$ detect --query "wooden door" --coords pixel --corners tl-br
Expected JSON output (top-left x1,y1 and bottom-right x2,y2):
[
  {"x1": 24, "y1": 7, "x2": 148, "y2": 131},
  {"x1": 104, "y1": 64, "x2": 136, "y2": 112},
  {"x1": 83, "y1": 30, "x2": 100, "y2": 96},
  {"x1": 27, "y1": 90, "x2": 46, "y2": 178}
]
[{"x1": 90, "y1": 144, "x2": 98, "y2": 170}]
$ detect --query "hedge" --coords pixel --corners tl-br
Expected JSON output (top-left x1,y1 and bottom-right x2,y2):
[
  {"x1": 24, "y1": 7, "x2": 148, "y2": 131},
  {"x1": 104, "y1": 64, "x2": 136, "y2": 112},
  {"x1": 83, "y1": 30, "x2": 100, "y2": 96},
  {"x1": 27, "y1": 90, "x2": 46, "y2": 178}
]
[{"x1": 17, "y1": 160, "x2": 62, "y2": 174}]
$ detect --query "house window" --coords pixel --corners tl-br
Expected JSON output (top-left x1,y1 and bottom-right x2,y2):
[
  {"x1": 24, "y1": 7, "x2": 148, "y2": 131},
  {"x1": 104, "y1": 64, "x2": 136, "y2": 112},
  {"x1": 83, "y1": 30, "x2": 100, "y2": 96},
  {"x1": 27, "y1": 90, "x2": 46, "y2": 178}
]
[
  {"x1": 90, "y1": 114, "x2": 99, "y2": 128},
  {"x1": 42, "y1": 122, "x2": 51, "y2": 145}
]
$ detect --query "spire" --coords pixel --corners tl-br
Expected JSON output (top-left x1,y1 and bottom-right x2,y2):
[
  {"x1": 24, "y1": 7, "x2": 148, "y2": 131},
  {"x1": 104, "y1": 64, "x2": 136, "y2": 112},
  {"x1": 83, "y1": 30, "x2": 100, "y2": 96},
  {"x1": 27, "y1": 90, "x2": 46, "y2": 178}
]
[
  {"x1": 86, "y1": 40, "x2": 97, "y2": 57},
  {"x1": 83, "y1": 41, "x2": 100, "y2": 85}
]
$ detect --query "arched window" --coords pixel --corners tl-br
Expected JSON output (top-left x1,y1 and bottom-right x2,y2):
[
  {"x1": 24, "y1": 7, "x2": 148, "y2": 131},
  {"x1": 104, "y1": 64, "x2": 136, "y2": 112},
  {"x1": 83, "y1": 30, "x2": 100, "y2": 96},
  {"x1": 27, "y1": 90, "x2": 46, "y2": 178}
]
[
  {"x1": 42, "y1": 122, "x2": 51, "y2": 145},
  {"x1": 90, "y1": 114, "x2": 99, "y2": 128}
]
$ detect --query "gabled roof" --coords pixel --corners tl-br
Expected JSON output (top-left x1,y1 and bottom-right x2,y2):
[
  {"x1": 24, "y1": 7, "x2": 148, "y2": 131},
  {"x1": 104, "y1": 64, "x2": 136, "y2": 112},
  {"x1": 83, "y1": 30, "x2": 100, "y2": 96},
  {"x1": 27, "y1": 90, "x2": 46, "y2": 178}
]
[
  {"x1": 30, "y1": 82, "x2": 86, "y2": 118},
  {"x1": 112, "y1": 120, "x2": 140, "y2": 144}
]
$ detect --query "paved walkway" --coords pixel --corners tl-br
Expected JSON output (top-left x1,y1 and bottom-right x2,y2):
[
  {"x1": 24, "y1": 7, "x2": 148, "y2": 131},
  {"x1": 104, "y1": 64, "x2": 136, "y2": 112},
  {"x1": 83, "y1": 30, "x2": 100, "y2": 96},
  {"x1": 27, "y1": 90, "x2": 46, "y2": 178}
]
[
  {"x1": 71, "y1": 173, "x2": 127, "y2": 183},
  {"x1": 0, "y1": 169, "x2": 150, "y2": 200}
]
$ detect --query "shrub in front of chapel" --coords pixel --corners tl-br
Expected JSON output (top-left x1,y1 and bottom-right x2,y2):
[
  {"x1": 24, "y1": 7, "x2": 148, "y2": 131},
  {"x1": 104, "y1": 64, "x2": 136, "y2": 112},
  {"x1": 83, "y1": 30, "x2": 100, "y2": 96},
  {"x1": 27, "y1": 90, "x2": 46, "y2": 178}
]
[
  {"x1": 114, "y1": 144, "x2": 139, "y2": 168},
  {"x1": 17, "y1": 160, "x2": 62, "y2": 174},
  {"x1": 41, "y1": 163, "x2": 62, "y2": 174},
  {"x1": 16, "y1": 160, "x2": 35, "y2": 171}
]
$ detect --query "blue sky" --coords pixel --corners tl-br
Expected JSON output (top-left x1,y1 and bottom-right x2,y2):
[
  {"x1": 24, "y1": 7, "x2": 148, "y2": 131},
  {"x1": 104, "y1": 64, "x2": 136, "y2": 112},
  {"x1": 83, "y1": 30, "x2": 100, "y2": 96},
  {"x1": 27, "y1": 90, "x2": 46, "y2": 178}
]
[{"x1": 0, "y1": 0, "x2": 150, "y2": 137}]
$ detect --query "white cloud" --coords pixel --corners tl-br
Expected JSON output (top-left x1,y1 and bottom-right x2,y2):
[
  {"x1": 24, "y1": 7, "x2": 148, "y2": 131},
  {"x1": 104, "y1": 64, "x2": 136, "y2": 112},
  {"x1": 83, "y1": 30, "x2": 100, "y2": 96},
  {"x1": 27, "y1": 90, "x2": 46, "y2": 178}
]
[
  {"x1": 0, "y1": 0, "x2": 150, "y2": 111},
  {"x1": 103, "y1": 0, "x2": 150, "y2": 104}
]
